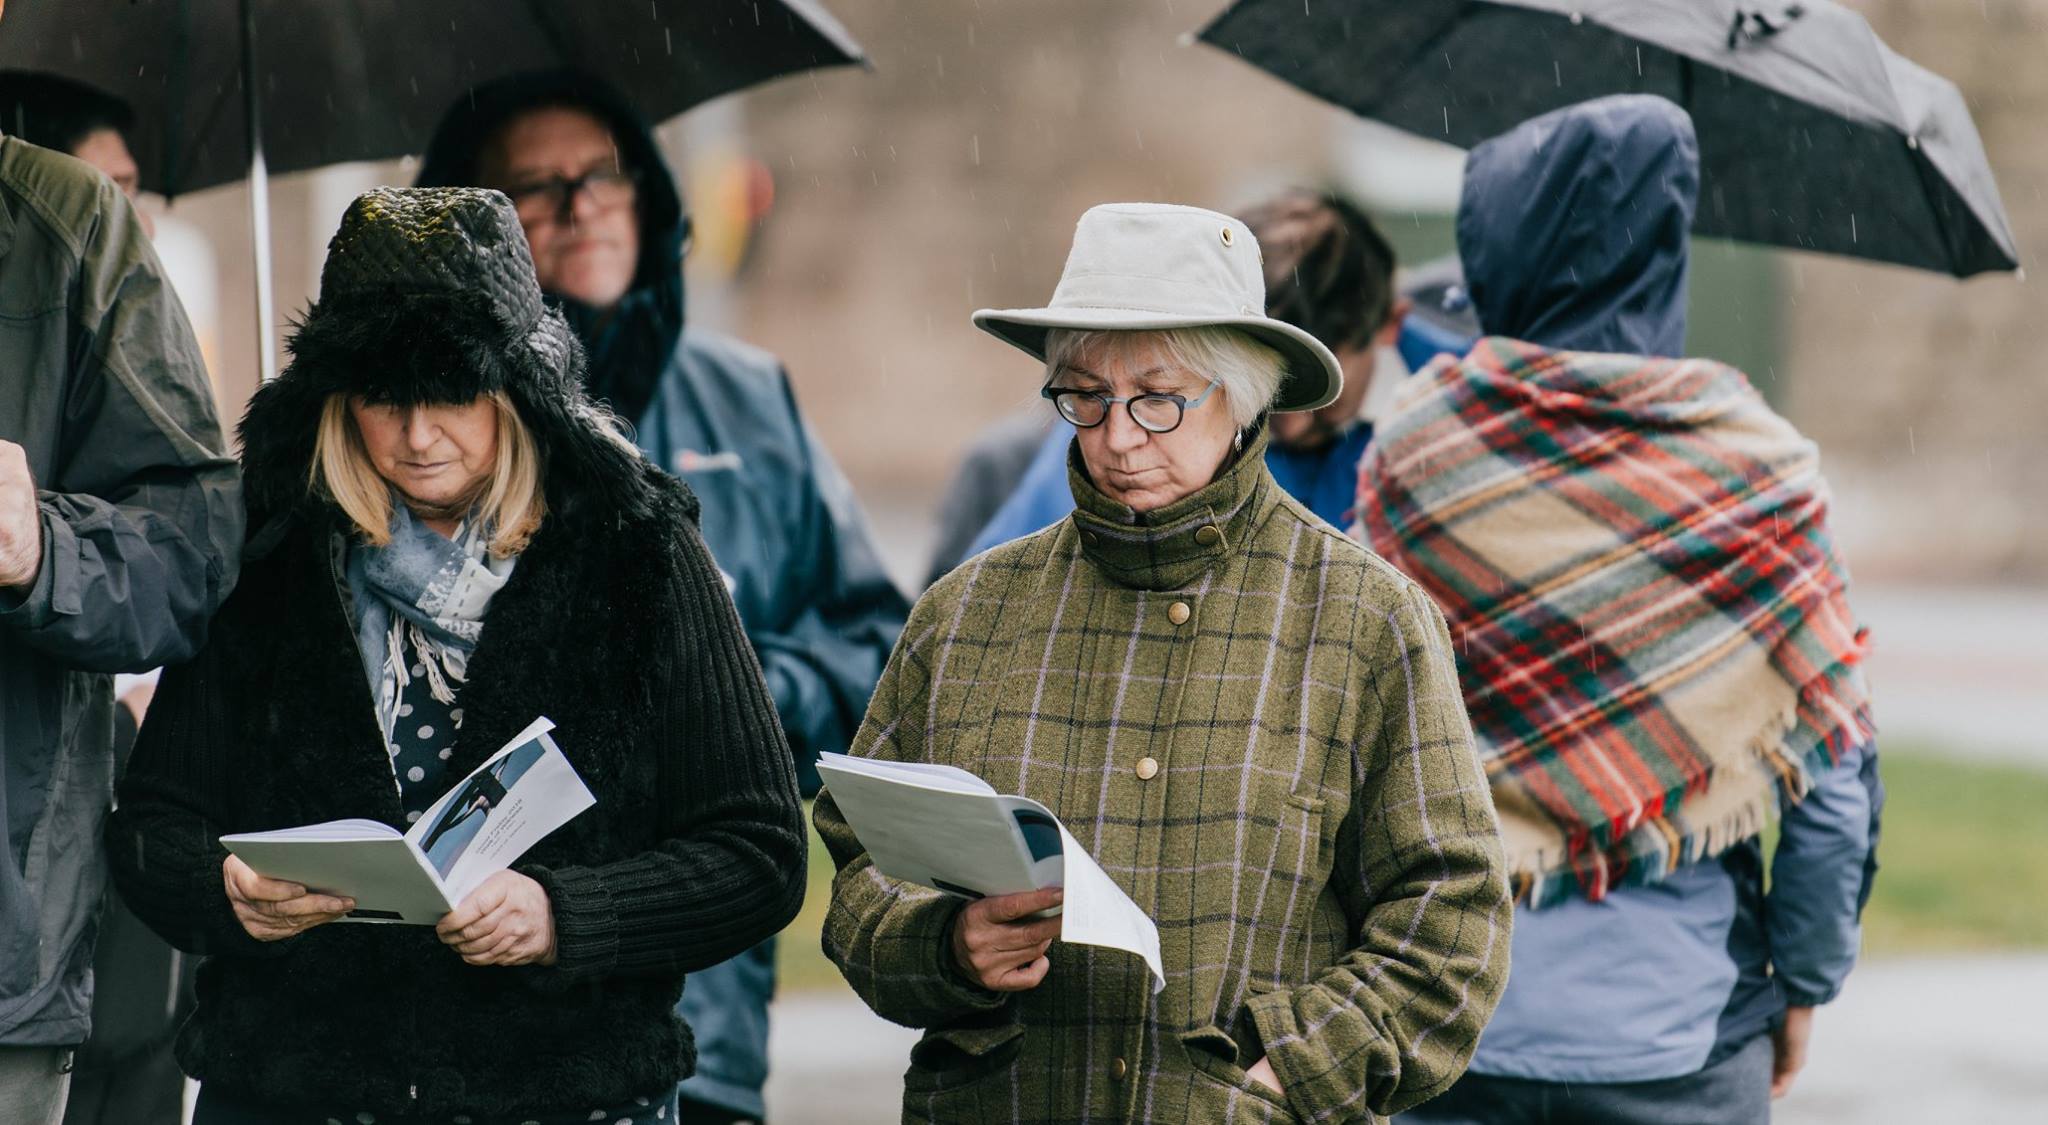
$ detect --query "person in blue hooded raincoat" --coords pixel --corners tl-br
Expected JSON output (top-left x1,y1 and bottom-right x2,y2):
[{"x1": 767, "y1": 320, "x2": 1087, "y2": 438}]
[
  {"x1": 1389, "y1": 95, "x2": 1883, "y2": 1125},
  {"x1": 417, "y1": 71, "x2": 909, "y2": 1125}
]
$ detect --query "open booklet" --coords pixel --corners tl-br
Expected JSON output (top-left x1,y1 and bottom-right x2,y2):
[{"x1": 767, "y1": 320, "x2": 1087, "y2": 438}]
[
  {"x1": 220, "y1": 716, "x2": 594, "y2": 924},
  {"x1": 816, "y1": 753, "x2": 1163, "y2": 993}
]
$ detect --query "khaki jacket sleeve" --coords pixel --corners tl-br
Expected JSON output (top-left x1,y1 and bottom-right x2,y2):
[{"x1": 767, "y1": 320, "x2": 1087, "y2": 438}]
[{"x1": 813, "y1": 594, "x2": 1009, "y2": 1029}]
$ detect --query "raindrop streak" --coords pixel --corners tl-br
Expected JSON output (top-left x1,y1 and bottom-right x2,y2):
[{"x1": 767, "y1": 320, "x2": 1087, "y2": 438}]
[
  {"x1": 664, "y1": 28, "x2": 673, "y2": 56},
  {"x1": 1443, "y1": 106, "x2": 1450, "y2": 135},
  {"x1": 1850, "y1": 213, "x2": 1858, "y2": 243},
  {"x1": 1908, "y1": 427, "x2": 1916, "y2": 454},
  {"x1": 970, "y1": 134, "x2": 980, "y2": 166},
  {"x1": 1555, "y1": 60, "x2": 1562, "y2": 87},
  {"x1": 1636, "y1": 47, "x2": 1643, "y2": 77}
]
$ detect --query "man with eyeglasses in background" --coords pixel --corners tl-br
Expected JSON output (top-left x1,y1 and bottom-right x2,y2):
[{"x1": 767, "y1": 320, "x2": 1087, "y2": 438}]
[{"x1": 417, "y1": 70, "x2": 908, "y2": 1125}]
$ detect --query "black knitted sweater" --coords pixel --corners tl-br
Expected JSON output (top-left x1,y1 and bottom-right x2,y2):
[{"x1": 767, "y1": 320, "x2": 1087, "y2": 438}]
[{"x1": 106, "y1": 468, "x2": 806, "y2": 1117}]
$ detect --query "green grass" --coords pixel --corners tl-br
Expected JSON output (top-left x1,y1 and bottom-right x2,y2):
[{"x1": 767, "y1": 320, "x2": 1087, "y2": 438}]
[
  {"x1": 777, "y1": 749, "x2": 2048, "y2": 993},
  {"x1": 1854, "y1": 748, "x2": 2048, "y2": 954},
  {"x1": 778, "y1": 823, "x2": 850, "y2": 994}
]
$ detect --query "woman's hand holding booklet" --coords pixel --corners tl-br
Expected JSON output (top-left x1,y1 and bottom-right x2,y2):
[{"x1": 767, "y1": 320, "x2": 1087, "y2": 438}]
[
  {"x1": 815, "y1": 752, "x2": 1164, "y2": 992},
  {"x1": 219, "y1": 716, "x2": 593, "y2": 926}
]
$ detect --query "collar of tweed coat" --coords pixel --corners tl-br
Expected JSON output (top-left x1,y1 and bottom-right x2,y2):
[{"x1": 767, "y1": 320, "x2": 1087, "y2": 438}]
[{"x1": 1064, "y1": 424, "x2": 1273, "y2": 591}]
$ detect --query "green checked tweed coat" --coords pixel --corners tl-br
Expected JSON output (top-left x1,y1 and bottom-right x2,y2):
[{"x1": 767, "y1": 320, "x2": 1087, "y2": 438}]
[{"x1": 816, "y1": 430, "x2": 1512, "y2": 1124}]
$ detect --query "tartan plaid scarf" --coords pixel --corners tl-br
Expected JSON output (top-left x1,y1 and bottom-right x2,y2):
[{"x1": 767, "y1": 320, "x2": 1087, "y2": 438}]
[{"x1": 1357, "y1": 338, "x2": 1873, "y2": 906}]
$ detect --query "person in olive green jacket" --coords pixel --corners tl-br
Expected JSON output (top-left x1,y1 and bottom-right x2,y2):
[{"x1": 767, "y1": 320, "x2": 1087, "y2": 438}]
[
  {"x1": 0, "y1": 128, "x2": 240, "y2": 1121},
  {"x1": 816, "y1": 203, "x2": 1511, "y2": 1125}
]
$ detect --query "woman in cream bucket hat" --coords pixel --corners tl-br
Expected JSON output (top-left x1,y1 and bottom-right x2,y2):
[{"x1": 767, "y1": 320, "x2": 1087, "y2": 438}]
[
  {"x1": 817, "y1": 202, "x2": 1511, "y2": 1124},
  {"x1": 972, "y1": 202, "x2": 1345, "y2": 514},
  {"x1": 975, "y1": 202, "x2": 1345, "y2": 413}
]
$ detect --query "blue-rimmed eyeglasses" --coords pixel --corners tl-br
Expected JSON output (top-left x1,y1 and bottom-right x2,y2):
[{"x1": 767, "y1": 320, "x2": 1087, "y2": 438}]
[{"x1": 1041, "y1": 381, "x2": 1219, "y2": 434}]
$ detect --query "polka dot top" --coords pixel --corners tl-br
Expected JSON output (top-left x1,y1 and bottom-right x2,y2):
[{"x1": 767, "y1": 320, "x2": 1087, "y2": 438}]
[
  {"x1": 388, "y1": 632, "x2": 461, "y2": 825},
  {"x1": 350, "y1": 633, "x2": 676, "y2": 1125}
]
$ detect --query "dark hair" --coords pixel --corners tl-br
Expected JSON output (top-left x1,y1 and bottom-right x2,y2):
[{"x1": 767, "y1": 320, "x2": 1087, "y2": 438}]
[
  {"x1": 1240, "y1": 189, "x2": 1397, "y2": 353},
  {"x1": 0, "y1": 71, "x2": 134, "y2": 155}
]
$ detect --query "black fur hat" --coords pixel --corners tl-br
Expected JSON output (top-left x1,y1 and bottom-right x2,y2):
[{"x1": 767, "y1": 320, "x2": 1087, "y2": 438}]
[{"x1": 239, "y1": 187, "x2": 667, "y2": 541}]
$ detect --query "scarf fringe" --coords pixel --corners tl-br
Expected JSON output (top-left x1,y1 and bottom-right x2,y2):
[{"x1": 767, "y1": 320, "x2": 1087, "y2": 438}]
[
  {"x1": 1508, "y1": 696, "x2": 1824, "y2": 909},
  {"x1": 377, "y1": 618, "x2": 467, "y2": 743},
  {"x1": 410, "y1": 621, "x2": 463, "y2": 707}
]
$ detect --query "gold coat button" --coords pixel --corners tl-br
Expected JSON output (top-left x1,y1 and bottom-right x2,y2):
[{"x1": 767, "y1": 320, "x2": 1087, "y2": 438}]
[
  {"x1": 1194, "y1": 525, "x2": 1222, "y2": 547},
  {"x1": 1111, "y1": 1056, "x2": 1130, "y2": 1081},
  {"x1": 1136, "y1": 756, "x2": 1160, "y2": 780},
  {"x1": 1168, "y1": 601, "x2": 1192, "y2": 626}
]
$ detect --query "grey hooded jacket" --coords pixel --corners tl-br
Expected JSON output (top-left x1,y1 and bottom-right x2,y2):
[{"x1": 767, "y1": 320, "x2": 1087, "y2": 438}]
[{"x1": 0, "y1": 137, "x2": 240, "y2": 1046}]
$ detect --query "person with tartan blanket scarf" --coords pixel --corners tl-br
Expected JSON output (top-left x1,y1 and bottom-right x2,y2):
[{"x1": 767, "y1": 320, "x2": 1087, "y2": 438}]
[
  {"x1": 1361, "y1": 97, "x2": 1882, "y2": 1125},
  {"x1": 819, "y1": 203, "x2": 1512, "y2": 1124}
]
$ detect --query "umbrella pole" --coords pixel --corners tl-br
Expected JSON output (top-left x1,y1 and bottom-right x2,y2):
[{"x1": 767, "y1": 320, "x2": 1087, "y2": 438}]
[{"x1": 241, "y1": 0, "x2": 278, "y2": 383}]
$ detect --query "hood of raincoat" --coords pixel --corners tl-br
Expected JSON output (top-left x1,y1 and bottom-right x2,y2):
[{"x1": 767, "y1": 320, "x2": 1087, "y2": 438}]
[
  {"x1": 417, "y1": 68, "x2": 689, "y2": 424},
  {"x1": 1457, "y1": 94, "x2": 1698, "y2": 357}
]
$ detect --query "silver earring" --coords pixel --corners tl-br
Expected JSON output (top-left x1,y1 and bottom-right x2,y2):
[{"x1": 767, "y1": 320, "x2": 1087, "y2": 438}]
[{"x1": 1233, "y1": 430, "x2": 1244, "y2": 451}]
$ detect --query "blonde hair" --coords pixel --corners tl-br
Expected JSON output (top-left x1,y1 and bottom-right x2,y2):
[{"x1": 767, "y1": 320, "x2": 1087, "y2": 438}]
[
  {"x1": 1043, "y1": 326, "x2": 1285, "y2": 429},
  {"x1": 312, "y1": 390, "x2": 545, "y2": 557}
]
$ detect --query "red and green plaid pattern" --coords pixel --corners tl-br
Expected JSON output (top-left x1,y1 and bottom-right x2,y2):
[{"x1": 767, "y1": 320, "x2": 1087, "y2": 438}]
[{"x1": 1358, "y1": 338, "x2": 1873, "y2": 905}]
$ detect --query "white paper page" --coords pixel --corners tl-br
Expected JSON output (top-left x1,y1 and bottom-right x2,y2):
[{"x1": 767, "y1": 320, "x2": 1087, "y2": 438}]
[
  {"x1": 1052, "y1": 822, "x2": 1165, "y2": 994},
  {"x1": 409, "y1": 719, "x2": 596, "y2": 905},
  {"x1": 220, "y1": 832, "x2": 452, "y2": 924},
  {"x1": 404, "y1": 716, "x2": 557, "y2": 849},
  {"x1": 817, "y1": 757, "x2": 1039, "y2": 900},
  {"x1": 816, "y1": 752, "x2": 997, "y2": 795},
  {"x1": 818, "y1": 756, "x2": 1163, "y2": 993},
  {"x1": 228, "y1": 819, "x2": 400, "y2": 843}
]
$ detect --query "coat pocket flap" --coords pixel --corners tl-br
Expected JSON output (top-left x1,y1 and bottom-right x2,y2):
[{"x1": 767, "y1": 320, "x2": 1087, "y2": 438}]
[
  {"x1": 1178, "y1": 1022, "x2": 1241, "y2": 1064},
  {"x1": 910, "y1": 1018, "x2": 1025, "y2": 1071}
]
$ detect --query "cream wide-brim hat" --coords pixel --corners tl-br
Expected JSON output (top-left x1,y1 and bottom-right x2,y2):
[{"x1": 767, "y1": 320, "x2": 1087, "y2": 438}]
[{"x1": 972, "y1": 202, "x2": 1343, "y2": 413}]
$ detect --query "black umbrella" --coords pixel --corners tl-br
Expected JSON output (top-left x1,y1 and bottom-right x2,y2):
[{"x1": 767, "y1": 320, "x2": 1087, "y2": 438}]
[
  {"x1": 0, "y1": 0, "x2": 866, "y2": 197},
  {"x1": 0, "y1": 0, "x2": 866, "y2": 378},
  {"x1": 1195, "y1": 0, "x2": 2019, "y2": 277}
]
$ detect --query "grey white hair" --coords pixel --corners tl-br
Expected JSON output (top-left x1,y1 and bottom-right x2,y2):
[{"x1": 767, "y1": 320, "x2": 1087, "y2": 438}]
[{"x1": 1042, "y1": 326, "x2": 1284, "y2": 430}]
